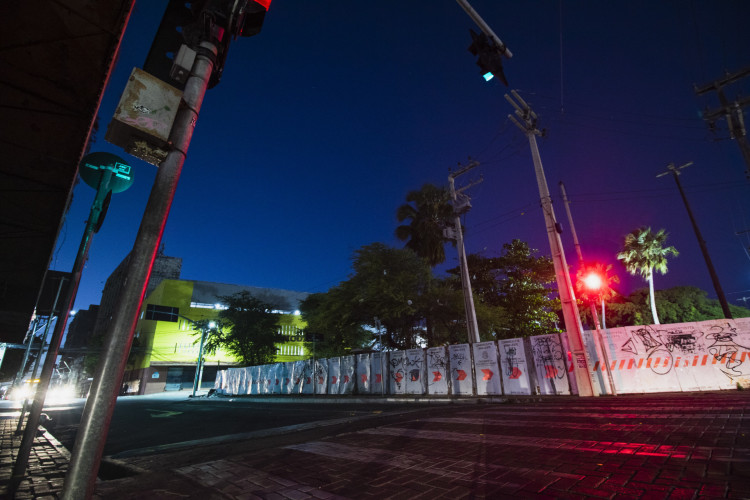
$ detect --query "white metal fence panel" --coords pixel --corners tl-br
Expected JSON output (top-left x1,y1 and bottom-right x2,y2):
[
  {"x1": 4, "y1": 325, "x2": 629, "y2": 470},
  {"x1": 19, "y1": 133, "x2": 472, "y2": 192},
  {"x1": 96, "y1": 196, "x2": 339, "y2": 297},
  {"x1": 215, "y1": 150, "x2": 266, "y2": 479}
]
[
  {"x1": 340, "y1": 355, "x2": 356, "y2": 394},
  {"x1": 530, "y1": 334, "x2": 570, "y2": 395},
  {"x1": 405, "y1": 349, "x2": 425, "y2": 394},
  {"x1": 356, "y1": 353, "x2": 371, "y2": 394},
  {"x1": 473, "y1": 341, "x2": 502, "y2": 395},
  {"x1": 449, "y1": 343, "x2": 474, "y2": 395},
  {"x1": 426, "y1": 346, "x2": 449, "y2": 395},
  {"x1": 388, "y1": 350, "x2": 406, "y2": 394},
  {"x1": 498, "y1": 338, "x2": 531, "y2": 395},
  {"x1": 370, "y1": 352, "x2": 387, "y2": 395}
]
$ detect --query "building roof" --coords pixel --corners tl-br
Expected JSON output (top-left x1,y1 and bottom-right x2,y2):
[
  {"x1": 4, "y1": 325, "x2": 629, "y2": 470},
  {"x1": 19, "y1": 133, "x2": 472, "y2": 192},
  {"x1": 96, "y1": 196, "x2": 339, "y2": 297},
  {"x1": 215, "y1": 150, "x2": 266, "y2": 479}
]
[{"x1": 191, "y1": 281, "x2": 309, "y2": 313}]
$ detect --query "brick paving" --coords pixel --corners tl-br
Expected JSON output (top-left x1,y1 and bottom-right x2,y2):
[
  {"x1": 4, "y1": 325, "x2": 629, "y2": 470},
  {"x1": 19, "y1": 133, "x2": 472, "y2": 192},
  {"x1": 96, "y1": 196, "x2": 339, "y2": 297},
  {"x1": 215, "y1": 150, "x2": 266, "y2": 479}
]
[
  {"x1": 2, "y1": 392, "x2": 749, "y2": 499},
  {"x1": 0, "y1": 415, "x2": 69, "y2": 499}
]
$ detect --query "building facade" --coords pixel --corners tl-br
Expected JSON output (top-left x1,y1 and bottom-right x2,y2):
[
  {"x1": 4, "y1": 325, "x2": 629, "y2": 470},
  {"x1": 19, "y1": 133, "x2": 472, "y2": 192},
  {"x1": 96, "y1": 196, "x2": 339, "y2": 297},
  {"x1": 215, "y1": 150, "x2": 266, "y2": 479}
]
[{"x1": 124, "y1": 279, "x2": 309, "y2": 394}]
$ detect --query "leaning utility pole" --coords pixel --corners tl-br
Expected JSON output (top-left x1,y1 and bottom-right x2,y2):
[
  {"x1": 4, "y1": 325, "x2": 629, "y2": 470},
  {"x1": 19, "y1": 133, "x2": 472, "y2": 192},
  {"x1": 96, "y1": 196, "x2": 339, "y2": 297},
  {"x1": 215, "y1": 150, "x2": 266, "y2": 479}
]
[
  {"x1": 559, "y1": 181, "x2": 616, "y2": 396},
  {"x1": 60, "y1": 43, "x2": 216, "y2": 498},
  {"x1": 695, "y1": 66, "x2": 750, "y2": 180},
  {"x1": 448, "y1": 160, "x2": 482, "y2": 344},
  {"x1": 656, "y1": 162, "x2": 733, "y2": 319},
  {"x1": 506, "y1": 90, "x2": 597, "y2": 397}
]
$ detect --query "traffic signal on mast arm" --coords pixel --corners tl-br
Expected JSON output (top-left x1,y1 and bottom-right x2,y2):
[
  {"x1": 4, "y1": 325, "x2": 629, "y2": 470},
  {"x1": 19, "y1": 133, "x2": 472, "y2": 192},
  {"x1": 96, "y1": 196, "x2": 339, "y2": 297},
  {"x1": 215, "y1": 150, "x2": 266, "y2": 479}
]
[{"x1": 467, "y1": 29, "x2": 509, "y2": 85}]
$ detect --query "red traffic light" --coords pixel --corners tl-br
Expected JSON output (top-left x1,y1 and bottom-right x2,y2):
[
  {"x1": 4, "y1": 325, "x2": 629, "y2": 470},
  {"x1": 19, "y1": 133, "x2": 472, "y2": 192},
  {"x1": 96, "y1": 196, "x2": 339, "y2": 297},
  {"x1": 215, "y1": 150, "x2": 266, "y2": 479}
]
[{"x1": 582, "y1": 272, "x2": 603, "y2": 291}]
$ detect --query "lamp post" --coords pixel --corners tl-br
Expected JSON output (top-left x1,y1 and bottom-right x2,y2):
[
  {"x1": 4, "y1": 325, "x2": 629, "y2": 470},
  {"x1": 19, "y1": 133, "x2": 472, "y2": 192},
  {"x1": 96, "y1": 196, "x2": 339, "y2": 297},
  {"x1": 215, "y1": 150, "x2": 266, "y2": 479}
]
[{"x1": 178, "y1": 315, "x2": 216, "y2": 397}]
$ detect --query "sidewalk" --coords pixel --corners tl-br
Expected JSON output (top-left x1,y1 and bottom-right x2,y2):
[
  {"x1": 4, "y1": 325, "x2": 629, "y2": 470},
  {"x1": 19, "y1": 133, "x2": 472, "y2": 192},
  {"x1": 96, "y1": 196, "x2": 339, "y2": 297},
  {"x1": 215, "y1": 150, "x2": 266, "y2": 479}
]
[
  {"x1": 0, "y1": 413, "x2": 70, "y2": 499},
  {"x1": 2, "y1": 391, "x2": 750, "y2": 499}
]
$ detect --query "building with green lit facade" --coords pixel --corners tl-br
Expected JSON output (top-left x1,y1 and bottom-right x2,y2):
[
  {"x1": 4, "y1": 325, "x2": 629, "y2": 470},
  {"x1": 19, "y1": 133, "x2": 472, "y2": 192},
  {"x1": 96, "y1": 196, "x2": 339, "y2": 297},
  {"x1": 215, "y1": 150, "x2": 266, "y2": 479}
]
[{"x1": 124, "y1": 279, "x2": 309, "y2": 394}]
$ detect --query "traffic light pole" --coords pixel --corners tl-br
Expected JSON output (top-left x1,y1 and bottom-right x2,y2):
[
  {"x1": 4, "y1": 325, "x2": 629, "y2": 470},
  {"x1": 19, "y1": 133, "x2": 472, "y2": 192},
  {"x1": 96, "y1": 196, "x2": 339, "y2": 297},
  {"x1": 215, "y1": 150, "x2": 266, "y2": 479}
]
[
  {"x1": 506, "y1": 90, "x2": 597, "y2": 397},
  {"x1": 559, "y1": 181, "x2": 616, "y2": 395},
  {"x1": 60, "y1": 41, "x2": 218, "y2": 499},
  {"x1": 455, "y1": 0, "x2": 512, "y2": 58}
]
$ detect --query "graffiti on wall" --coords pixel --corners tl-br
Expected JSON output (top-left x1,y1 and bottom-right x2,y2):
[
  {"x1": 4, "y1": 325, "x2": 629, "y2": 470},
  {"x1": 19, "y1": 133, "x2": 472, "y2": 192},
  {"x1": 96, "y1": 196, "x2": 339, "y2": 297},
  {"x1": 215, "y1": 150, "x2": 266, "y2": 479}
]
[
  {"x1": 531, "y1": 335, "x2": 565, "y2": 380},
  {"x1": 706, "y1": 323, "x2": 750, "y2": 381}
]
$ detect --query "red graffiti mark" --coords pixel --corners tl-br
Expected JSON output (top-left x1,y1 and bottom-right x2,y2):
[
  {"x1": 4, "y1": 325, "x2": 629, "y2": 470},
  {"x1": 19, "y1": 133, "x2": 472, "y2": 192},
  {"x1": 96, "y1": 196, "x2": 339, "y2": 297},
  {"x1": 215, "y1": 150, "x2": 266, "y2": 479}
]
[
  {"x1": 331, "y1": 376, "x2": 338, "y2": 385},
  {"x1": 375, "y1": 374, "x2": 382, "y2": 384},
  {"x1": 456, "y1": 370, "x2": 467, "y2": 381},
  {"x1": 343, "y1": 375, "x2": 350, "y2": 384},
  {"x1": 275, "y1": 379, "x2": 280, "y2": 386},
  {"x1": 394, "y1": 372, "x2": 403, "y2": 384},
  {"x1": 481, "y1": 369, "x2": 493, "y2": 381},
  {"x1": 361, "y1": 374, "x2": 368, "y2": 384},
  {"x1": 284, "y1": 378, "x2": 290, "y2": 385},
  {"x1": 432, "y1": 371, "x2": 442, "y2": 382},
  {"x1": 544, "y1": 365, "x2": 558, "y2": 378},
  {"x1": 306, "y1": 377, "x2": 311, "y2": 384},
  {"x1": 318, "y1": 376, "x2": 324, "y2": 385},
  {"x1": 509, "y1": 367, "x2": 522, "y2": 379}
]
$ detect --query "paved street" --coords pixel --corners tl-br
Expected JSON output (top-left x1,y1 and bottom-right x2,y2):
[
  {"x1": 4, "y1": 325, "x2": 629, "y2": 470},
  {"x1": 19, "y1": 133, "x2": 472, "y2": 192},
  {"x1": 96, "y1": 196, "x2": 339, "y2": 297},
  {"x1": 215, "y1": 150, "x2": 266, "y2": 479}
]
[
  {"x1": 93, "y1": 391, "x2": 750, "y2": 499},
  {"x1": 3, "y1": 391, "x2": 749, "y2": 498}
]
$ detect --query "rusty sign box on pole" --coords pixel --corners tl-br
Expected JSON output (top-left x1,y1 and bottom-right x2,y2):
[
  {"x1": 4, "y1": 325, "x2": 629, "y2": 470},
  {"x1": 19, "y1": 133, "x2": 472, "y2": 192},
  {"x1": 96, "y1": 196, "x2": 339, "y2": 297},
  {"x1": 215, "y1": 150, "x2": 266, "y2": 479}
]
[{"x1": 105, "y1": 68, "x2": 182, "y2": 166}]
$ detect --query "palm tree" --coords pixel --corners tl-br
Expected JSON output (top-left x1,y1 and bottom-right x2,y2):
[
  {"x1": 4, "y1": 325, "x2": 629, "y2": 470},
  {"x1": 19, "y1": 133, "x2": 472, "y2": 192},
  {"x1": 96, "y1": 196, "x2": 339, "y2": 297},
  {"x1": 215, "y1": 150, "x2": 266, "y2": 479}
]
[
  {"x1": 395, "y1": 183, "x2": 454, "y2": 267},
  {"x1": 617, "y1": 227, "x2": 678, "y2": 325}
]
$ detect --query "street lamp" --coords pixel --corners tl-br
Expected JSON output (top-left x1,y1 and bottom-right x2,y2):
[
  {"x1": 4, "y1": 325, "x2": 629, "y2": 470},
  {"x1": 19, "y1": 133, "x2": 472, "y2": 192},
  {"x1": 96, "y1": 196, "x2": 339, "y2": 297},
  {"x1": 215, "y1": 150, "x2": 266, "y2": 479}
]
[
  {"x1": 178, "y1": 314, "x2": 217, "y2": 397},
  {"x1": 192, "y1": 320, "x2": 216, "y2": 398}
]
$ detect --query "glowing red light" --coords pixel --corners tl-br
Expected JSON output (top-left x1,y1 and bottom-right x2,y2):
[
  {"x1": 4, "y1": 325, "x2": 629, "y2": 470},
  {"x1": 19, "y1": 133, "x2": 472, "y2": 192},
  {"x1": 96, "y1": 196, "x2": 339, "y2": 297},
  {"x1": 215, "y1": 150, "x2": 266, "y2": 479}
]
[{"x1": 583, "y1": 272, "x2": 603, "y2": 290}]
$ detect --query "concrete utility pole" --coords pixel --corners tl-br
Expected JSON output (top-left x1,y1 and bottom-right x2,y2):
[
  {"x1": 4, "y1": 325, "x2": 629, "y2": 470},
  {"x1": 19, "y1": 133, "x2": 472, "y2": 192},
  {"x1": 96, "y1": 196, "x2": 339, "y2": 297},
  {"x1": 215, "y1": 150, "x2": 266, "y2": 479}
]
[
  {"x1": 695, "y1": 66, "x2": 750, "y2": 180},
  {"x1": 505, "y1": 90, "x2": 598, "y2": 397},
  {"x1": 656, "y1": 162, "x2": 733, "y2": 319},
  {"x1": 559, "y1": 182, "x2": 616, "y2": 396},
  {"x1": 60, "y1": 40, "x2": 218, "y2": 500},
  {"x1": 448, "y1": 161, "x2": 482, "y2": 344}
]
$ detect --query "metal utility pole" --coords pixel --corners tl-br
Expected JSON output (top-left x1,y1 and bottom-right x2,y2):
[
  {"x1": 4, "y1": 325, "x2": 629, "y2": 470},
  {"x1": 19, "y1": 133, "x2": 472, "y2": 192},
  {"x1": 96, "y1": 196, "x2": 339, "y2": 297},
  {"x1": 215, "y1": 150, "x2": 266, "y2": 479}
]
[
  {"x1": 657, "y1": 162, "x2": 733, "y2": 319},
  {"x1": 559, "y1": 182, "x2": 616, "y2": 396},
  {"x1": 448, "y1": 161, "x2": 482, "y2": 344},
  {"x1": 695, "y1": 66, "x2": 750, "y2": 180},
  {"x1": 506, "y1": 90, "x2": 597, "y2": 397},
  {"x1": 10, "y1": 168, "x2": 114, "y2": 494},
  {"x1": 60, "y1": 40, "x2": 218, "y2": 500}
]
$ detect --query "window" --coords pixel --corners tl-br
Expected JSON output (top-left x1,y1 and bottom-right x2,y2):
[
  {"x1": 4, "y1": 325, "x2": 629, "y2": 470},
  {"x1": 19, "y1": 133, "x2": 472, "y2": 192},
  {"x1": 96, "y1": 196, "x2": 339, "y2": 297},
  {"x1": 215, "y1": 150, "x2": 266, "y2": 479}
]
[{"x1": 145, "y1": 304, "x2": 179, "y2": 322}]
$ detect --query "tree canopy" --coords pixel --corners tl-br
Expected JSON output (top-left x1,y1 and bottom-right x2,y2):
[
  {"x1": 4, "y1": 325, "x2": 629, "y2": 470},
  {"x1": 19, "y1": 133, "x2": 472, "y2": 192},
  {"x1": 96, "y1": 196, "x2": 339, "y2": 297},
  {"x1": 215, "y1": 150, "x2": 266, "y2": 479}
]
[
  {"x1": 195, "y1": 291, "x2": 280, "y2": 366},
  {"x1": 395, "y1": 183, "x2": 454, "y2": 267},
  {"x1": 617, "y1": 226, "x2": 678, "y2": 324},
  {"x1": 460, "y1": 240, "x2": 560, "y2": 339}
]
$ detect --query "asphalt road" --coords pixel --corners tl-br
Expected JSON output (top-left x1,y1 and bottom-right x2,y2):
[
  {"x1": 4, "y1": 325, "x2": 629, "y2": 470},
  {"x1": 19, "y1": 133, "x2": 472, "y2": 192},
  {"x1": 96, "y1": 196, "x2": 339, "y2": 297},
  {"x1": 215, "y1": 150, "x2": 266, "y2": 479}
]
[{"x1": 28, "y1": 392, "x2": 452, "y2": 457}]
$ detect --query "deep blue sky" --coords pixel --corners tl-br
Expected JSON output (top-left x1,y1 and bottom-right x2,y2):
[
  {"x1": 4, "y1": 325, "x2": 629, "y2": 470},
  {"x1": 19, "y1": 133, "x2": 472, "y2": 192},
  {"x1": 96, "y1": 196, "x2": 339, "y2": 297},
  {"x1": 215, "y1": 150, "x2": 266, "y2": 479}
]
[{"x1": 54, "y1": 1, "x2": 750, "y2": 313}]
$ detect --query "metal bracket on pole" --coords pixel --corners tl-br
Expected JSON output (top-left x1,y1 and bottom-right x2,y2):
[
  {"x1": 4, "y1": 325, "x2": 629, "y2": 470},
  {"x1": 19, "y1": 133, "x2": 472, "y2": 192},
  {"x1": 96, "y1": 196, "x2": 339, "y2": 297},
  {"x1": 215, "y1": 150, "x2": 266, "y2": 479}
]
[{"x1": 455, "y1": 0, "x2": 512, "y2": 58}]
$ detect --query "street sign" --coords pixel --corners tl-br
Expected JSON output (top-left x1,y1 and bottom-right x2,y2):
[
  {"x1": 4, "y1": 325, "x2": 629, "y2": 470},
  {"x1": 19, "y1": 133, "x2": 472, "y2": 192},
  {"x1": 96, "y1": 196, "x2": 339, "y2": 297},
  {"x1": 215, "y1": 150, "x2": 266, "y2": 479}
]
[{"x1": 79, "y1": 152, "x2": 134, "y2": 193}]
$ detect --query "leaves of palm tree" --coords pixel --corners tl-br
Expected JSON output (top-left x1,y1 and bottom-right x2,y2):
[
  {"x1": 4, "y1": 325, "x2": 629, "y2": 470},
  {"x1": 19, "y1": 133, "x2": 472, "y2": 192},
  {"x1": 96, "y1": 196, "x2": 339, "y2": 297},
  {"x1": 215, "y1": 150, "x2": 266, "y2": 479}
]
[{"x1": 395, "y1": 183, "x2": 454, "y2": 267}]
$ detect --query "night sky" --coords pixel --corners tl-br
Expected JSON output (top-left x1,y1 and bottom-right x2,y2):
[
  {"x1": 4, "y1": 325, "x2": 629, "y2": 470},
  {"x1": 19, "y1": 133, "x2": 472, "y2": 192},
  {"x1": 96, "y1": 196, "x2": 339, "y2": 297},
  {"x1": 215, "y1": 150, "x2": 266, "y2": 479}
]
[{"x1": 53, "y1": 1, "x2": 750, "y2": 314}]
